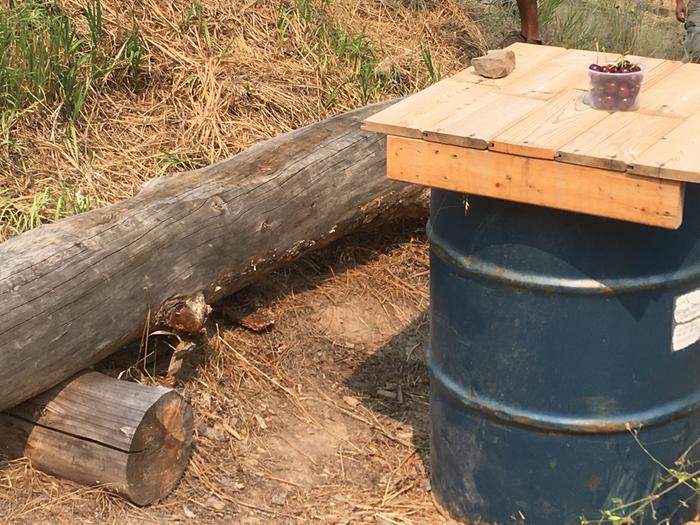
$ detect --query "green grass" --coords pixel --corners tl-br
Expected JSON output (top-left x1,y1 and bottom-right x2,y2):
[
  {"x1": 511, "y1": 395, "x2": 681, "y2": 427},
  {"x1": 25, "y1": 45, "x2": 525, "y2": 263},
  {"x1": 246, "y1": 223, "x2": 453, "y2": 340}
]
[
  {"x1": 276, "y1": 0, "x2": 435, "y2": 106},
  {"x1": 0, "y1": 0, "x2": 145, "y2": 124},
  {"x1": 125, "y1": 25, "x2": 144, "y2": 86},
  {"x1": 0, "y1": 186, "x2": 92, "y2": 239},
  {"x1": 480, "y1": 0, "x2": 685, "y2": 60},
  {"x1": 578, "y1": 432, "x2": 700, "y2": 524},
  {"x1": 0, "y1": 0, "x2": 99, "y2": 121},
  {"x1": 183, "y1": 0, "x2": 212, "y2": 51},
  {"x1": 0, "y1": 0, "x2": 148, "y2": 238}
]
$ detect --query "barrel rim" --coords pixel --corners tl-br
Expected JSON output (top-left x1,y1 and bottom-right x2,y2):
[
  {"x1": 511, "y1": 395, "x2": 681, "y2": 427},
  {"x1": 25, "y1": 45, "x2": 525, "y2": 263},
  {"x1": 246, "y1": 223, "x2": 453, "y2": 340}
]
[
  {"x1": 428, "y1": 222, "x2": 700, "y2": 295},
  {"x1": 428, "y1": 346, "x2": 700, "y2": 434}
]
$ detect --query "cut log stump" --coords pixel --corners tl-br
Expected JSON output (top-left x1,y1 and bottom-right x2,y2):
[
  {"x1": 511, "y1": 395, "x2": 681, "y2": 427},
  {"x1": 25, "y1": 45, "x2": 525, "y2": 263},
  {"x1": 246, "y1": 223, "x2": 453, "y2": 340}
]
[
  {"x1": 0, "y1": 371, "x2": 193, "y2": 505},
  {"x1": 0, "y1": 98, "x2": 425, "y2": 411}
]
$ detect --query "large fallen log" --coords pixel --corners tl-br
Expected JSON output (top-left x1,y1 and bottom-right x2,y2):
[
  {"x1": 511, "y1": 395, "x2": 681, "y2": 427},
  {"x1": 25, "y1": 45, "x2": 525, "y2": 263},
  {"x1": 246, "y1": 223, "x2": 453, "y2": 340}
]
[
  {"x1": 0, "y1": 371, "x2": 193, "y2": 505},
  {"x1": 0, "y1": 99, "x2": 424, "y2": 411}
]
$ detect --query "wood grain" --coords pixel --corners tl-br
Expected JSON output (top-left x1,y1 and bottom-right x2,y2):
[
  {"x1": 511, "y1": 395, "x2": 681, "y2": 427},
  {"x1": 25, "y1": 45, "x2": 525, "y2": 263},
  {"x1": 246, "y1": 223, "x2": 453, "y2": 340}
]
[
  {"x1": 630, "y1": 113, "x2": 700, "y2": 182},
  {"x1": 387, "y1": 135, "x2": 684, "y2": 229},
  {"x1": 557, "y1": 112, "x2": 684, "y2": 171},
  {"x1": 0, "y1": 100, "x2": 428, "y2": 412},
  {"x1": 502, "y1": 48, "x2": 598, "y2": 100},
  {"x1": 639, "y1": 62, "x2": 700, "y2": 117},
  {"x1": 455, "y1": 43, "x2": 568, "y2": 89},
  {"x1": 490, "y1": 89, "x2": 606, "y2": 159},
  {"x1": 363, "y1": 43, "x2": 568, "y2": 144},
  {"x1": 361, "y1": 45, "x2": 700, "y2": 227},
  {"x1": 0, "y1": 371, "x2": 193, "y2": 505},
  {"x1": 422, "y1": 93, "x2": 544, "y2": 149},
  {"x1": 362, "y1": 45, "x2": 700, "y2": 183},
  {"x1": 361, "y1": 81, "x2": 494, "y2": 139}
]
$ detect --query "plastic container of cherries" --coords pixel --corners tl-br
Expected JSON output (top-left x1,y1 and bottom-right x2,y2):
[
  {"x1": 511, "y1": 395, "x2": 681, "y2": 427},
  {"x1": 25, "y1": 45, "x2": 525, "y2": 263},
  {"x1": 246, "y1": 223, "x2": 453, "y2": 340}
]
[{"x1": 588, "y1": 58, "x2": 644, "y2": 111}]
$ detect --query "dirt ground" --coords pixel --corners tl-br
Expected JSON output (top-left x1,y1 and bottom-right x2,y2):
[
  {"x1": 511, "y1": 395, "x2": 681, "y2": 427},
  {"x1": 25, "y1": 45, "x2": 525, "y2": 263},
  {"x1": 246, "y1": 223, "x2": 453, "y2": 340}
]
[{"x1": 0, "y1": 219, "x2": 463, "y2": 525}]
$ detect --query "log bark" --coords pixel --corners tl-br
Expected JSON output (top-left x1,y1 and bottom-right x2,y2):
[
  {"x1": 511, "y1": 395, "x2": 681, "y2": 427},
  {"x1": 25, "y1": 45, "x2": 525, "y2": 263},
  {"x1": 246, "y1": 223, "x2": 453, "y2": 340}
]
[
  {"x1": 0, "y1": 371, "x2": 193, "y2": 505},
  {"x1": 0, "y1": 99, "x2": 424, "y2": 411}
]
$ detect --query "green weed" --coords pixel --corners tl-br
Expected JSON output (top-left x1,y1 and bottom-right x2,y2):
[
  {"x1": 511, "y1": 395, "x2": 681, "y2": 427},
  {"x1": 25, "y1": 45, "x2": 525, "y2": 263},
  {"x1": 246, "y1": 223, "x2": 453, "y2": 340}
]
[
  {"x1": 83, "y1": 0, "x2": 103, "y2": 52},
  {"x1": 276, "y1": 0, "x2": 420, "y2": 107},
  {"x1": 579, "y1": 431, "x2": 700, "y2": 524},
  {"x1": 158, "y1": 149, "x2": 209, "y2": 174},
  {"x1": 183, "y1": 0, "x2": 212, "y2": 51},
  {"x1": 0, "y1": 0, "x2": 99, "y2": 122},
  {"x1": 0, "y1": 0, "x2": 144, "y2": 127},
  {"x1": 421, "y1": 44, "x2": 440, "y2": 83},
  {"x1": 125, "y1": 26, "x2": 144, "y2": 84},
  {"x1": 0, "y1": 186, "x2": 93, "y2": 239}
]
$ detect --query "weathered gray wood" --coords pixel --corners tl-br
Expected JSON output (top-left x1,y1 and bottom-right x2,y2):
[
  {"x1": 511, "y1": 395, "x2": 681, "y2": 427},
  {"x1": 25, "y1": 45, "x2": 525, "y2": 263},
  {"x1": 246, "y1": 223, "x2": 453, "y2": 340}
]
[
  {"x1": 0, "y1": 99, "x2": 423, "y2": 411},
  {"x1": 0, "y1": 371, "x2": 193, "y2": 505}
]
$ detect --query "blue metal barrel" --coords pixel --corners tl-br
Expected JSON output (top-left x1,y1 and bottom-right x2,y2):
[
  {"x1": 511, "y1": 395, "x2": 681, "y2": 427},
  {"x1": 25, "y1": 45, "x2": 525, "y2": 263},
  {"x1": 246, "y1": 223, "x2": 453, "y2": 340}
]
[{"x1": 428, "y1": 187, "x2": 700, "y2": 524}]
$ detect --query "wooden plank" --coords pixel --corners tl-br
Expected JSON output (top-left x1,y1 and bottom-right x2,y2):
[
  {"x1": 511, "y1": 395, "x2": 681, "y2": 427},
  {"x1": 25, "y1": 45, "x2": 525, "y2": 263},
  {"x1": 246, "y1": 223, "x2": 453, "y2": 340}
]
[
  {"x1": 502, "y1": 48, "x2": 599, "y2": 100},
  {"x1": 421, "y1": 93, "x2": 545, "y2": 149},
  {"x1": 630, "y1": 113, "x2": 700, "y2": 182},
  {"x1": 387, "y1": 135, "x2": 683, "y2": 229},
  {"x1": 638, "y1": 62, "x2": 700, "y2": 117},
  {"x1": 490, "y1": 89, "x2": 606, "y2": 159},
  {"x1": 557, "y1": 113, "x2": 684, "y2": 171},
  {"x1": 455, "y1": 43, "x2": 569, "y2": 89},
  {"x1": 634, "y1": 58, "x2": 684, "y2": 88},
  {"x1": 361, "y1": 81, "x2": 495, "y2": 139},
  {"x1": 361, "y1": 43, "x2": 565, "y2": 141}
]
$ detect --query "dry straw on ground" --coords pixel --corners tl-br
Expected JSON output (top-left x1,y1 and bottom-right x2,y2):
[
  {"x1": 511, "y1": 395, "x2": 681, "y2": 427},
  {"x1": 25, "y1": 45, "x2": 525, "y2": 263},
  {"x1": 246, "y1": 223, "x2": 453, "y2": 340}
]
[
  {"x1": 0, "y1": 221, "x2": 455, "y2": 524},
  {"x1": 0, "y1": 0, "x2": 484, "y2": 521},
  {"x1": 0, "y1": 0, "x2": 485, "y2": 240}
]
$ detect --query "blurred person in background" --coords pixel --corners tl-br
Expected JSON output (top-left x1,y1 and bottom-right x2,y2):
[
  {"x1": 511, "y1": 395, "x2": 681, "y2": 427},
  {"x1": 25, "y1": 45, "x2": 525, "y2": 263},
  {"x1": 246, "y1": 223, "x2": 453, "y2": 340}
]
[
  {"x1": 500, "y1": 0, "x2": 542, "y2": 46},
  {"x1": 676, "y1": 0, "x2": 700, "y2": 62}
]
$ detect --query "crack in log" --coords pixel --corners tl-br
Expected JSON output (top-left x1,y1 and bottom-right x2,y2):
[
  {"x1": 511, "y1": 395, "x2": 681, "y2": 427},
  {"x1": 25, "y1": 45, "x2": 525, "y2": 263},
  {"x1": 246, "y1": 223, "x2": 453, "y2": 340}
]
[{"x1": 3, "y1": 411, "x2": 142, "y2": 454}]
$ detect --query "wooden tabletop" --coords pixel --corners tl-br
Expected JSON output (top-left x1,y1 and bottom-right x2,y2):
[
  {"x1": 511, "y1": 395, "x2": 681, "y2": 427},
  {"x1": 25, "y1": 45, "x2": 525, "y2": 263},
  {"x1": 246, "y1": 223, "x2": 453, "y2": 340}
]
[{"x1": 363, "y1": 43, "x2": 700, "y2": 183}]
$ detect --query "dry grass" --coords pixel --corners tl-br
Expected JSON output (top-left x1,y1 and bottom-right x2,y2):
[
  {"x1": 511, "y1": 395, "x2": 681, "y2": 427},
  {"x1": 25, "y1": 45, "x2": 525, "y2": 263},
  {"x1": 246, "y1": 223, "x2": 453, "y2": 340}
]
[
  {"x1": 0, "y1": 221, "x2": 452, "y2": 524},
  {"x1": 0, "y1": 0, "x2": 485, "y2": 240},
  {"x1": 0, "y1": 0, "x2": 484, "y2": 521}
]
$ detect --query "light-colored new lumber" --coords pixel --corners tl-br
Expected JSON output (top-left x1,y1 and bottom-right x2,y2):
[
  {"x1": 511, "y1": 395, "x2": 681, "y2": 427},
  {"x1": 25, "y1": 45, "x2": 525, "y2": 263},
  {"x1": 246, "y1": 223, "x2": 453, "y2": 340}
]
[
  {"x1": 502, "y1": 48, "x2": 598, "y2": 100},
  {"x1": 490, "y1": 89, "x2": 606, "y2": 159},
  {"x1": 455, "y1": 43, "x2": 568, "y2": 89},
  {"x1": 361, "y1": 81, "x2": 494, "y2": 139},
  {"x1": 422, "y1": 93, "x2": 544, "y2": 149},
  {"x1": 387, "y1": 135, "x2": 684, "y2": 229},
  {"x1": 557, "y1": 112, "x2": 684, "y2": 171},
  {"x1": 630, "y1": 113, "x2": 700, "y2": 182},
  {"x1": 638, "y1": 62, "x2": 700, "y2": 117}
]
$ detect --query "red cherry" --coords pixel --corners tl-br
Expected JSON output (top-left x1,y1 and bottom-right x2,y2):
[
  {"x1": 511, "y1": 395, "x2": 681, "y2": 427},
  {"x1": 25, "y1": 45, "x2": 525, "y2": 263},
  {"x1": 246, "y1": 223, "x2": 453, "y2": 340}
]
[
  {"x1": 618, "y1": 85, "x2": 630, "y2": 98},
  {"x1": 601, "y1": 95, "x2": 615, "y2": 109},
  {"x1": 630, "y1": 65, "x2": 641, "y2": 72},
  {"x1": 605, "y1": 81, "x2": 619, "y2": 95},
  {"x1": 601, "y1": 65, "x2": 610, "y2": 73},
  {"x1": 589, "y1": 63, "x2": 603, "y2": 72},
  {"x1": 619, "y1": 97, "x2": 635, "y2": 110}
]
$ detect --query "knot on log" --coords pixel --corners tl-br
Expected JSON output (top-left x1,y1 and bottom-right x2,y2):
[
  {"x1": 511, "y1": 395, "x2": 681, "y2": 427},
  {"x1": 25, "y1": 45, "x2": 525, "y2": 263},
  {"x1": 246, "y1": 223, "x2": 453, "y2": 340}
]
[{"x1": 154, "y1": 292, "x2": 212, "y2": 336}]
